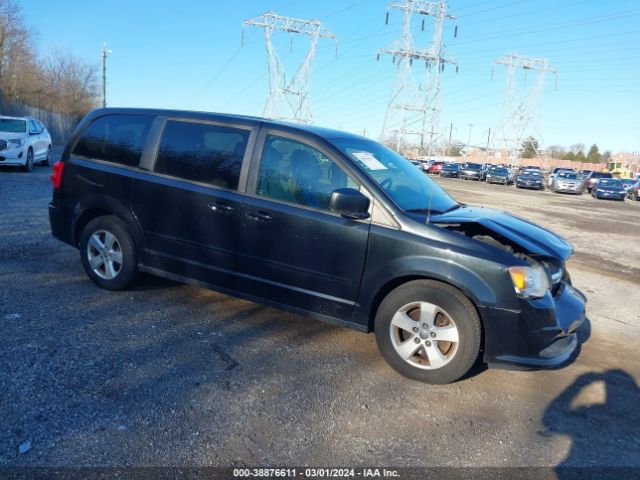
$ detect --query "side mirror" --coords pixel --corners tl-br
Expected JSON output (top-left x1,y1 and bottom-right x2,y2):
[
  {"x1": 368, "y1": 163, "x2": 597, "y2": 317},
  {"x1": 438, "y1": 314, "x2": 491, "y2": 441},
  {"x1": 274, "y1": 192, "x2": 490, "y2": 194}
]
[{"x1": 329, "y1": 188, "x2": 370, "y2": 219}]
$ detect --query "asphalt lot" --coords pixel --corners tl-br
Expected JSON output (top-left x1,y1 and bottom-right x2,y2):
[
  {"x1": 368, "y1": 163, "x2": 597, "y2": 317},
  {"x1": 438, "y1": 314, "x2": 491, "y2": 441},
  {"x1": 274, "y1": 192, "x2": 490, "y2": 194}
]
[{"x1": 1, "y1": 153, "x2": 639, "y2": 471}]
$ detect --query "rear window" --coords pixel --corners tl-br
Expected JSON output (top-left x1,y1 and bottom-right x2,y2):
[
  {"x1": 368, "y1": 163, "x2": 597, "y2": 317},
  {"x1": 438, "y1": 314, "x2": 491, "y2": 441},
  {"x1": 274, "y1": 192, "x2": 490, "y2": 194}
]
[
  {"x1": 592, "y1": 172, "x2": 611, "y2": 179},
  {"x1": 154, "y1": 120, "x2": 249, "y2": 190},
  {"x1": 73, "y1": 114, "x2": 153, "y2": 167},
  {"x1": 0, "y1": 118, "x2": 26, "y2": 133}
]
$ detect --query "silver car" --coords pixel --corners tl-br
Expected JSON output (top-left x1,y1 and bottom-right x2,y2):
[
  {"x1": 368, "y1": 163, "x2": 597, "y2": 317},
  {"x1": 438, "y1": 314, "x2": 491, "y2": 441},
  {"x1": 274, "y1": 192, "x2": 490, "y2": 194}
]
[{"x1": 551, "y1": 171, "x2": 584, "y2": 195}]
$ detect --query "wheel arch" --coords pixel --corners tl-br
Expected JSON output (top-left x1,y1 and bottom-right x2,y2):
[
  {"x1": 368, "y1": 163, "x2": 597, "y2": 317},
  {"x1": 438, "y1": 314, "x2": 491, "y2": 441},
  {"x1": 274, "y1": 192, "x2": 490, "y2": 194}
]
[
  {"x1": 72, "y1": 195, "x2": 145, "y2": 250},
  {"x1": 367, "y1": 274, "x2": 486, "y2": 335}
]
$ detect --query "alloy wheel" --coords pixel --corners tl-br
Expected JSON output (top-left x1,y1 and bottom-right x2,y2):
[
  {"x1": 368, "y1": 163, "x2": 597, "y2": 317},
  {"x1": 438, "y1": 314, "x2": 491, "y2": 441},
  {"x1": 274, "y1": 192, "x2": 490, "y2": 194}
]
[
  {"x1": 86, "y1": 229, "x2": 123, "y2": 280},
  {"x1": 389, "y1": 301, "x2": 460, "y2": 370}
]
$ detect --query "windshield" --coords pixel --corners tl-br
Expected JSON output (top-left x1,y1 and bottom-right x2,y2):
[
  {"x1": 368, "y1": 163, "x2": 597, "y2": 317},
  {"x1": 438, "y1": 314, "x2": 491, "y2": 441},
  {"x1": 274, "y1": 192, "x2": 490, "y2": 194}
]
[
  {"x1": 598, "y1": 179, "x2": 622, "y2": 187},
  {"x1": 331, "y1": 138, "x2": 458, "y2": 213},
  {"x1": 463, "y1": 163, "x2": 481, "y2": 170},
  {"x1": 523, "y1": 170, "x2": 542, "y2": 177},
  {"x1": 493, "y1": 168, "x2": 508, "y2": 175},
  {"x1": 0, "y1": 118, "x2": 26, "y2": 133},
  {"x1": 444, "y1": 164, "x2": 459, "y2": 170},
  {"x1": 558, "y1": 172, "x2": 579, "y2": 179}
]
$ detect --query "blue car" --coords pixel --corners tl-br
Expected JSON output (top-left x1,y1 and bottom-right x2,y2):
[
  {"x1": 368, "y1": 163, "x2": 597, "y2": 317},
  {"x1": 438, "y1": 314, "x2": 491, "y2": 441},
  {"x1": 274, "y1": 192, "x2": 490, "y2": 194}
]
[{"x1": 591, "y1": 178, "x2": 627, "y2": 201}]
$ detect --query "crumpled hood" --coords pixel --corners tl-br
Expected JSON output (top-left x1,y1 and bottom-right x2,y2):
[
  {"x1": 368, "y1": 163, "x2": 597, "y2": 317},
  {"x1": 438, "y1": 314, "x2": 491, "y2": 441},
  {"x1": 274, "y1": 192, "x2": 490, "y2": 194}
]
[{"x1": 430, "y1": 206, "x2": 573, "y2": 262}]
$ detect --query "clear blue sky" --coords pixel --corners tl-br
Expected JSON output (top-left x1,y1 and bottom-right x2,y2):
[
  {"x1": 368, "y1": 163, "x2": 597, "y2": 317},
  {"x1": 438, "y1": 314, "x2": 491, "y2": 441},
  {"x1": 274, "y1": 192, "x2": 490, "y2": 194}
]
[{"x1": 20, "y1": 0, "x2": 640, "y2": 152}]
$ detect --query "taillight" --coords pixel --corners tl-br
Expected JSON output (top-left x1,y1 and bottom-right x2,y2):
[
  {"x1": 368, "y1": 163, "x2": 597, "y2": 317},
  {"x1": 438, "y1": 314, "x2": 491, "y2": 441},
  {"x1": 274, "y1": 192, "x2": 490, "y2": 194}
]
[{"x1": 51, "y1": 161, "x2": 64, "y2": 189}]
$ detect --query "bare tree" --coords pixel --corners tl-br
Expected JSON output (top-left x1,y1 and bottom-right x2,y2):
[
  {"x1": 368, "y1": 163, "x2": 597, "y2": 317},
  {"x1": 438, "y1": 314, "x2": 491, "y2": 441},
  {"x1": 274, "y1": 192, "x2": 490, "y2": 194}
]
[{"x1": 0, "y1": 0, "x2": 98, "y2": 117}]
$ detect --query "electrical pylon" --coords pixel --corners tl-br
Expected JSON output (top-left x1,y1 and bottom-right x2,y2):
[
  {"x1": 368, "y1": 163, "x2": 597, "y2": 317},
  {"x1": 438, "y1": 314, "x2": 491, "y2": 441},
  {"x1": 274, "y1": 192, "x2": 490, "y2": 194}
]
[
  {"x1": 243, "y1": 11, "x2": 337, "y2": 124},
  {"x1": 378, "y1": 0, "x2": 457, "y2": 154},
  {"x1": 494, "y1": 53, "x2": 556, "y2": 162}
]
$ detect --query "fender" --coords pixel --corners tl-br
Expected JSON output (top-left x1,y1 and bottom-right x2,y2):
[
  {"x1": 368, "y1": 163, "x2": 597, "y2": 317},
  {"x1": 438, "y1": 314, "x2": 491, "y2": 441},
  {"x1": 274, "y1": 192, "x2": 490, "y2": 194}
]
[
  {"x1": 72, "y1": 192, "x2": 146, "y2": 250},
  {"x1": 358, "y1": 254, "x2": 502, "y2": 321}
]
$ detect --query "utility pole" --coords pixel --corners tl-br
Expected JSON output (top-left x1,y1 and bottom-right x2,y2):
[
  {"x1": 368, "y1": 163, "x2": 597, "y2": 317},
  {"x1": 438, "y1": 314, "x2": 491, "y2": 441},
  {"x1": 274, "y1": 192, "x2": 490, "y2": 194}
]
[
  {"x1": 465, "y1": 123, "x2": 474, "y2": 159},
  {"x1": 243, "y1": 12, "x2": 337, "y2": 124},
  {"x1": 101, "y1": 43, "x2": 112, "y2": 108},
  {"x1": 378, "y1": 0, "x2": 457, "y2": 155},
  {"x1": 494, "y1": 53, "x2": 556, "y2": 164},
  {"x1": 447, "y1": 122, "x2": 453, "y2": 153},
  {"x1": 485, "y1": 127, "x2": 491, "y2": 161}
]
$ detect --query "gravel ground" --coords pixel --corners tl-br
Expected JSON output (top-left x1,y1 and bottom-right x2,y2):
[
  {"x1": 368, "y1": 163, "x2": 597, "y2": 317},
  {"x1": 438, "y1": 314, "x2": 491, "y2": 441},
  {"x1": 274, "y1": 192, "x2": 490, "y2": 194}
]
[{"x1": 0, "y1": 154, "x2": 639, "y2": 471}]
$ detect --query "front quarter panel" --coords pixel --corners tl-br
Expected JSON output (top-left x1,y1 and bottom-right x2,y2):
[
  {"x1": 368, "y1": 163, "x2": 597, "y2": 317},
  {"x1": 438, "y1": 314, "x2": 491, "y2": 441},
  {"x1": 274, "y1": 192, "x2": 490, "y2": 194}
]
[{"x1": 357, "y1": 223, "x2": 518, "y2": 330}]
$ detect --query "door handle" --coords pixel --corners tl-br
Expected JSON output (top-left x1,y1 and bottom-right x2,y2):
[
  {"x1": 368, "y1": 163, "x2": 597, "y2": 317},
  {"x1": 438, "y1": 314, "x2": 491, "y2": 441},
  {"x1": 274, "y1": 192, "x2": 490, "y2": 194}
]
[
  {"x1": 245, "y1": 210, "x2": 273, "y2": 222},
  {"x1": 208, "y1": 203, "x2": 234, "y2": 213}
]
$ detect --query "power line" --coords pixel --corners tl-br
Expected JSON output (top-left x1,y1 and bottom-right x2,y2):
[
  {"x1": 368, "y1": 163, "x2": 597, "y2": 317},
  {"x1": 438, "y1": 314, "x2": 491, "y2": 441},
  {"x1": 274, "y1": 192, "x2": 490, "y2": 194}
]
[
  {"x1": 321, "y1": 0, "x2": 374, "y2": 19},
  {"x1": 457, "y1": 0, "x2": 529, "y2": 18},
  {"x1": 454, "y1": 11, "x2": 640, "y2": 45},
  {"x1": 461, "y1": 0, "x2": 594, "y2": 27},
  {"x1": 188, "y1": 46, "x2": 243, "y2": 107}
]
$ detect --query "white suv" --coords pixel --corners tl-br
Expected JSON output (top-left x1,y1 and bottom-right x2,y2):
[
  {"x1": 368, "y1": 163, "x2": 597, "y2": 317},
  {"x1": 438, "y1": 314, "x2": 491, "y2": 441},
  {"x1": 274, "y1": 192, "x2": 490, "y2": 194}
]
[{"x1": 0, "y1": 116, "x2": 52, "y2": 172}]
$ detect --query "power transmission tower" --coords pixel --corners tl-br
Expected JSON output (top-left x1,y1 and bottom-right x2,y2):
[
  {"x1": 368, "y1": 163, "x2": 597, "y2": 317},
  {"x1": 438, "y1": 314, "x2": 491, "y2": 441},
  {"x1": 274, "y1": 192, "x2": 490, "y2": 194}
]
[
  {"x1": 494, "y1": 53, "x2": 556, "y2": 163},
  {"x1": 243, "y1": 12, "x2": 337, "y2": 124},
  {"x1": 378, "y1": 0, "x2": 457, "y2": 154}
]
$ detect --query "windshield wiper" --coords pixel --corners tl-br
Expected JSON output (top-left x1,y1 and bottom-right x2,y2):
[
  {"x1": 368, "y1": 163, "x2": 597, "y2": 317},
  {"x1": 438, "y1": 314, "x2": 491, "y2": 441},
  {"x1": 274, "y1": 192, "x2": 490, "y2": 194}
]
[
  {"x1": 405, "y1": 208, "x2": 443, "y2": 214},
  {"x1": 443, "y1": 203, "x2": 464, "y2": 213}
]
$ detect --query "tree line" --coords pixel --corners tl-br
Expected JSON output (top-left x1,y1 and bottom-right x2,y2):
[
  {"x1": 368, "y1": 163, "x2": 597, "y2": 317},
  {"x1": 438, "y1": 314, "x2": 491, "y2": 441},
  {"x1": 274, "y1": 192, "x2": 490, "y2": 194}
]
[
  {"x1": 522, "y1": 137, "x2": 610, "y2": 163},
  {"x1": 0, "y1": 0, "x2": 99, "y2": 118}
]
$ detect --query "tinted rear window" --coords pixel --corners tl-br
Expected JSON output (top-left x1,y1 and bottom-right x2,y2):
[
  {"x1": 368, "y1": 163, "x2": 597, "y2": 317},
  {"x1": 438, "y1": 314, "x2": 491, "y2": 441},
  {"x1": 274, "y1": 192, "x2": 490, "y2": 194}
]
[
  {"x1": 154, "y1": 120, "x2": 249, "y2": 190},
  {"x1": 73, "y1": 114, "x2": 153, "y2": 167}
]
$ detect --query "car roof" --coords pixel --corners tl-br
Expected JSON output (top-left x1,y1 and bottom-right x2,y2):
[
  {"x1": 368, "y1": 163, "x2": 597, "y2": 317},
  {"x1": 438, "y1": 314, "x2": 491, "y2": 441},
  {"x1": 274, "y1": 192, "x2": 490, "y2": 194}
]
[
  {"x1": 84, "y1": 107, "x2": 368, "y2": 141},
  {"x1": 0, "y1": 115, "x2": 30, "y2": 121}
]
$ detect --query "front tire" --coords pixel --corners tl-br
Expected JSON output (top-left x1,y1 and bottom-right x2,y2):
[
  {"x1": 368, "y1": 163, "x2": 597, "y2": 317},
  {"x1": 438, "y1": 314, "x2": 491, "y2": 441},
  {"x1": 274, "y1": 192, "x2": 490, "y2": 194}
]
[
  {"x1": 374, "y1": 280, "x2": 482, "y2": 384},
  {"x1": 79, "y1": 216, "x2": 139, "y2": 291},
  {"x1": 22, "y1": 149, "x2": 34, "y2": 172}
]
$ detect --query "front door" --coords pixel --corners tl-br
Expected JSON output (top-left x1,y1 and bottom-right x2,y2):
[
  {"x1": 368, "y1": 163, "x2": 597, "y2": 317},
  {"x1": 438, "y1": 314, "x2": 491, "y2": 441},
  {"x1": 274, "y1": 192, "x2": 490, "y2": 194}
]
[
  {"x1": 236, "y1": 131, "x2": 371, "y2": 321},
  {"x1": 132, "y1": 118, "x2": 256, "y2": 290}
]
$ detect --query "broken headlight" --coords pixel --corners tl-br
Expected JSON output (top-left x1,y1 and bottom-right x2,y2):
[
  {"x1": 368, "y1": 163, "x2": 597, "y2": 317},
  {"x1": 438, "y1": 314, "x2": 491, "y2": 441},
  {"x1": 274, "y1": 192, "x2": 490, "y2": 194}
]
[{"x1": 508, "y1": 265, "x2": 549, "y2": 299}]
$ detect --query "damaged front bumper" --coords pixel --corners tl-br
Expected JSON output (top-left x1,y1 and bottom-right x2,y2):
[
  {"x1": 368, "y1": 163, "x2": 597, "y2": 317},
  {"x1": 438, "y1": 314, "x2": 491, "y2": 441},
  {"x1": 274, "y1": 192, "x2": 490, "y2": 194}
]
[{"x1": 481, "y1": 282, "x2": 587, "y2": 369}]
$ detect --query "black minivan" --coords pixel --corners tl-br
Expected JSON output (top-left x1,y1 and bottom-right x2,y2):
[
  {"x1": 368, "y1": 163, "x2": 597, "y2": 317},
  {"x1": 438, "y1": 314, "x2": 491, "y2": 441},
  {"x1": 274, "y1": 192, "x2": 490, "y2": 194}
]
[{"x1": 49, "y1": 108, "x2": 586, "y2": 384}]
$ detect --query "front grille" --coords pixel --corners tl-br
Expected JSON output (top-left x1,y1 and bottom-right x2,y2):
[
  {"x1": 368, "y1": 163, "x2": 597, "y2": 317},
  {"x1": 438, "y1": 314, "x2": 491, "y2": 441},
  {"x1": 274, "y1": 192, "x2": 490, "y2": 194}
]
[{"x1": 0, "y1": 139, "x2": 7, "y2": 151}]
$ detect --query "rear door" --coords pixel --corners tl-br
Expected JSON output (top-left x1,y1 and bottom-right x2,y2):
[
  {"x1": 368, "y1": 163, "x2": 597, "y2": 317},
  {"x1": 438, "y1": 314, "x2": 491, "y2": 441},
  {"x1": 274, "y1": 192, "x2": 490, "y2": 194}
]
[
  {"x1": 235, "y1": 130, "x2": 371, "y2": 321},
  {"x1": 131, "y1": 118, "x2": 257, "y2": 290}
]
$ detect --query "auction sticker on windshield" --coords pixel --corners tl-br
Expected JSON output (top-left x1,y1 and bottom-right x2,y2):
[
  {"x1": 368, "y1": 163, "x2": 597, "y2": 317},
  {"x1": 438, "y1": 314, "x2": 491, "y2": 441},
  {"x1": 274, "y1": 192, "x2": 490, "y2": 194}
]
[{"x1": 352, "y1": 151, "x2": 387, "y2": 171}]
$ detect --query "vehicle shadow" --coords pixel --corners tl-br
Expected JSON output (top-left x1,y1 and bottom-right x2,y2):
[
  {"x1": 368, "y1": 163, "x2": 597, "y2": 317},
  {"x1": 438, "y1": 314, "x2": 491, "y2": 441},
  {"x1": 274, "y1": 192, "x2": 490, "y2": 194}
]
[{"x1": 542, "y1": 369, "x2": 640, "y2": 479}]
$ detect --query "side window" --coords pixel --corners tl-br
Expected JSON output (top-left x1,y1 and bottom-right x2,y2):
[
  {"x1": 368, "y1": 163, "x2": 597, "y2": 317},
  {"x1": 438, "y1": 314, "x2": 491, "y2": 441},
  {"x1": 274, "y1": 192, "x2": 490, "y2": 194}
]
[
  {"x1": 72, "y1": 114, "x2": 153, "y2": 167},
  {"x1": 256, "y1": 134, "x2": 358, "y2": 210},
  {"x1": 154, "y1": 120, "x2": 249, "y2": 190},
  {"x1": 28, "y1": 120, "x2": 38, "y2": 134}
]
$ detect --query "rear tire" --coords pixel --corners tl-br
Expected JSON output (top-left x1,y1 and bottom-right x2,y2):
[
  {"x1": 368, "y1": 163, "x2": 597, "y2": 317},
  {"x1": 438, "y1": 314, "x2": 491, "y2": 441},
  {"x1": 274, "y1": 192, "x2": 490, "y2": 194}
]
[
  {"x1": 79, "y1": 215, "x2": 140, "y2": 291},
  {"x1": 44, "y1": 145, "x2": 52, "y2": 166},
  {"x1": 374, "y1": 280, "x2": 482, "y2": 384}
]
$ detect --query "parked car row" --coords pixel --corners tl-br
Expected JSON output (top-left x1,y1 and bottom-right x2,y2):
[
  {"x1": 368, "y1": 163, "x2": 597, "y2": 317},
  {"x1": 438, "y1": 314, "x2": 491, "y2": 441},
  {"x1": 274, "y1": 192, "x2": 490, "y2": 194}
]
[
  {"x1": 0, "y1": 115, "x2": 52, "y2": 172},
  {"x1": 413, "y1": 161, "x2": 639, "y2": 202}
]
